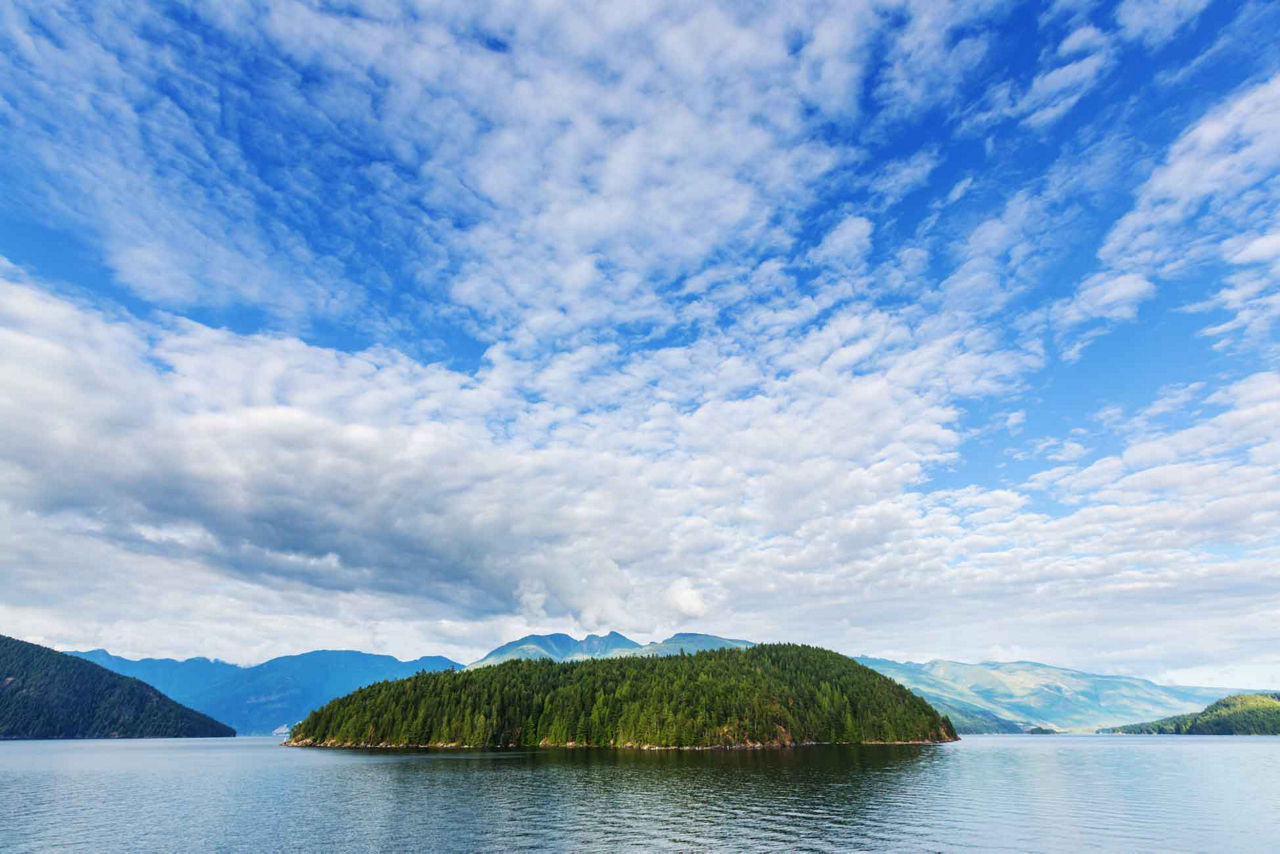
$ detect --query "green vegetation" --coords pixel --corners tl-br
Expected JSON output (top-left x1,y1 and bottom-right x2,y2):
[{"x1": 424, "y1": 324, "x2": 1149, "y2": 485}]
[
  {"x1": 0, "y1": 634, "x2": 234, "y2": 739},
  {"x1": 1103, "y1": 693, "x2": 1280, "y2": 735},
  {"x1": 288, "y1": 644, "x2": 957, "y2": 749}
]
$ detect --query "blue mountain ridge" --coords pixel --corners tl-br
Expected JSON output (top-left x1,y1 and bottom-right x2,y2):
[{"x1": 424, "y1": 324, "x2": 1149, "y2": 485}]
[
  {"x1": 71, "y1": 649, "x2": 461, "y2": 735},
  {"x1": 73, "y1": 632, "x2": 1269, "y2": 735}
]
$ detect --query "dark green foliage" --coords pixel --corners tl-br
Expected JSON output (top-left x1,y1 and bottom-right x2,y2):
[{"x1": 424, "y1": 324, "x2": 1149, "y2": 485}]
[
  {"x1": 1105, "y1": 693, "x2": 1280, "y2": 735},
  {"x1": 0, "y1": 635, "x2": 234, "y2": 739},
  {"x1": 289, "y1": 644, "x2": 957, "y2": 748}
]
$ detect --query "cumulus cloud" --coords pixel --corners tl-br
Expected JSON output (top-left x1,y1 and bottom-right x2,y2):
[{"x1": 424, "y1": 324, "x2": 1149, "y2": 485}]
[{"x1": 0, "y1": 2, "x2": 1278, "y2": 683}]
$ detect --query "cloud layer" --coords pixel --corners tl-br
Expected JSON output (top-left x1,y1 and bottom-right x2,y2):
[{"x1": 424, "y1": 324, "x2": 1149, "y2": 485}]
[{"x1": 1, "y1": 0, "x2": 1278, "y2": 684}]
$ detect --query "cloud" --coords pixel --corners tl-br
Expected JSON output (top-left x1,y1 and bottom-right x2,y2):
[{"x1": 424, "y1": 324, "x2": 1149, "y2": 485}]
[
  {"x1": 1049, "y1": 272, "x2": 1156, "y2": 360},
  {"x1": 869, "y1": 148, "x2": 942, "y2": 206},
  {"x1": 0, "y1": 2, "x2": 1278, "y2": 684},
  {"x1": 665, "y1": 578, "x2": 708, "y2": 618},
  {"x1": 808, "y1": 215, "x2": 874, "y2": 273},
  {"x1": 1103, "y1": 73, "x2": 1280, "y2": 354},
  {"x1": 1114, "y1": 0, "x2": 1212, "y2": 48}
]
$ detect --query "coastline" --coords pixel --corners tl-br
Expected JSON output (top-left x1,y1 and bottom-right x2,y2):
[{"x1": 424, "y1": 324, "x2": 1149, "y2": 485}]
[{"x1": 283, "y1": 736, "x2": 958, "y2": 750}]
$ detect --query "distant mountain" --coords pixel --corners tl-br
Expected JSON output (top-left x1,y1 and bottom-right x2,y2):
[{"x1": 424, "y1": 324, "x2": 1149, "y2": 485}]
[
  {"x1": 619, "y1": 632, "x2": 755, "y2": 658},
  {"x1": 467, "y1": 631, "x2": 752, "y2": 669},
  {"x1": 469, "y1": 631, "x2": 640, "y2": 668},
  {"x1": 1, "y1": 635, "x2": 233, "y2": 739},
  {"x1": 856, "y1": 657, "x2": 1246, "y2": 733},
  {"x1": 68, "y1": 630, "x2": 1268, "y2": 736},
  {"x1": 1103, "y1": 694, "x2": 1280, "y2": 735},
  {"x1": 71, "y1": 649, "x2": 462, "y2": 735},
  {"x1": 73, "y1": 650, "x2": 241, "y2": 698}
]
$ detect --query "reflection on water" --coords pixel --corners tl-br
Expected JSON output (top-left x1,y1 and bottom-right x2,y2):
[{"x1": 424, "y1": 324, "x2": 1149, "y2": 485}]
[{"x1": 2, "y1": 735, "x2": 1278, "y2": 852}]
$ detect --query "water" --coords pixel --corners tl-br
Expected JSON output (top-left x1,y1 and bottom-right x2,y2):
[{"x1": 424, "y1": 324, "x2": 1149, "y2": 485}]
[{"x1": 2, "y1": 736, "x2": 1277, "y2": 852}]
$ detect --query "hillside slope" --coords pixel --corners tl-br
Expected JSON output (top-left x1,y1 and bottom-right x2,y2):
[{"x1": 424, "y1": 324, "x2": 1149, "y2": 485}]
[
  {"x1": 289, "y1": 644, "x2": 957, "y2": 749},
  {"x1": 1104, "y1": 694, "x2": 1280, "y2": 735},
  {"x1": 1, "y1": 635, "x2": 233, "y2": 739}
]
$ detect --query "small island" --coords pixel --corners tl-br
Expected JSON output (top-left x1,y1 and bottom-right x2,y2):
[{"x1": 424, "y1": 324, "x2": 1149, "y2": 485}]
[
  {"x1": 1101, "y1": 693, "x2": 1280, "y2": 735},
  {"x1": 287, "y1": 643, "x2": 958, "y2": 749}
]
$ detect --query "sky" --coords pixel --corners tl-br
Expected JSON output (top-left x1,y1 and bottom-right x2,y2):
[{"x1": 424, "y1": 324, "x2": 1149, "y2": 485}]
[{"x1": 1, "y1": 0, "x2": 1278, "y2": 685}]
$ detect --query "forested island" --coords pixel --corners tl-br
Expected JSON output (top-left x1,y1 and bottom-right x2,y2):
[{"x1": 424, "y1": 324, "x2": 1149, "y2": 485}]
[
  {"x1": 1102, "y1": 693, "x2": 1280, "y2": 735},
  {"x1": 0, "y1": 635, "x2": 234, "y2": 739},
  {"x1": 287, "y1": 643, "x2": 957, "y2": 749}
]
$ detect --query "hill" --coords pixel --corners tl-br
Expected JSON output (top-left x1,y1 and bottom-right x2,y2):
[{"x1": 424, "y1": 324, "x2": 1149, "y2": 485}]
[
  {"x1": 467, "y1": 631, "x2": 751, "y2": 668},
  {"x1": 71, "y1": 648, "x2": 461, "y2": 735},
  {"x1": 1103, "y1": 694, "x2": 1280, "y2": 735},
  {"x1": 1, "y1": 635, "x2": 233, "y2": 739},
  {"x1": 287, "y1": 644, "x2": 957, "y2": 749},
  {"x1": 855, "y1": 657, "x2": 1243, "y2": 733}
]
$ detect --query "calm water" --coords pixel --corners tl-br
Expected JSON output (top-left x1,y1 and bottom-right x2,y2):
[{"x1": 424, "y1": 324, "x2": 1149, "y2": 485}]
[{"x1": 2, "y1": 736, "x2": 1278, "y2": 852}]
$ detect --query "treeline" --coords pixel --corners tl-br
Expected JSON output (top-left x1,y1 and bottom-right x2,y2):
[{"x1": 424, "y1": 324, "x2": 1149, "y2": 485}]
[
  {"x1": 1107, "y1": 693, "x2": 1280, "y2": 735},
  {"x1": 0, "y1": 634, "x2": 234, "y2": 739},
  {"x1": 288, "y1": 644, "x2": 957, "y2": 748}
]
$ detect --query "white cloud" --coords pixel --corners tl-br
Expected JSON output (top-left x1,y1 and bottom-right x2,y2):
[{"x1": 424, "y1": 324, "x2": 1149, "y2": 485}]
[
  {"x1": 664, "y1": 578, "x2": 707, "y2": 618},
  {"x1": 1115, "y1": 0, "x2": 1212, "y2": 49},
  {"x1": 869, "y1": 148, "x2": 942, "y2": 206},
  {"x1": 1, "y1": 2, "x2": 1277, "y2": 685},
  {"x1": 1103, "y1": 73, "x2": 1280, "y2": 354},
  {"x1": 808, "y1": 215, "x2": 874, "y2": 273}
]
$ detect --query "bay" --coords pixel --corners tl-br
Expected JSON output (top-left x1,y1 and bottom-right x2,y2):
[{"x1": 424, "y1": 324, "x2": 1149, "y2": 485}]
[{"x1": 2, "y1": 735, "x2": 1277, "y2": 852}]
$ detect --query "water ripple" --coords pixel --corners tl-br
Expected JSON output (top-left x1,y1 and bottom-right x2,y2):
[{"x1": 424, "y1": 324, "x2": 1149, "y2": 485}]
[{"x1": 2, "y1": 736, "x2": 1279, "y2": 852}]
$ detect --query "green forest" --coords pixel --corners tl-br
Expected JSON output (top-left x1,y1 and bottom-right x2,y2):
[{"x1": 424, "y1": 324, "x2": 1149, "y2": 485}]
[
  {"x1": 1105, "y1": 693, "x2": 1280, "y2": 735},
  {"x1": 288, "y1": 643, "x2": 957, "y2": 749},
  {"x1": 0, "y1": 634, "x2": 234, "y2": 739}
]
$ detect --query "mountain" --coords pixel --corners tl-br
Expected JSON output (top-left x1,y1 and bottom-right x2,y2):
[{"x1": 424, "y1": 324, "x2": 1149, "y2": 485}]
[
  {"x1": 70, "y1": 649, "x2": 462, "y2": 735},
  {"x1": 467, "y1": 631, "x2": 751, "y2": 668},
  {"x1": 72, "y1": 650, "x2": 241, "y2": 698},
  {"x1": 1, "y1": 635, "x2": 233, "y2": 739},
  {"x1": 618, "y1": 632, "x2": 755, "y2": 658},
  {"x1": 69, "y1": 630, "x2": 1266, "y2": 736},
  {"x1": 468, "y1": 631, "x2": 640, "y2": 667},
  {"x1": 1103, "y1": 694, "x2": 1280, "y2": 735},
  {"x1": 288, "y1": 644, "x2": 958, "y2": 749},
  {"x1": 856, "y1": 657, "x2": 1245, "y2": 733}
]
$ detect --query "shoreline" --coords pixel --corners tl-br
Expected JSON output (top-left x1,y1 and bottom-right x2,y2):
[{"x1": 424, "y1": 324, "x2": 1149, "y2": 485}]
[{"x1": 283, "y1": 736, "x2": 958, "y2": 750}]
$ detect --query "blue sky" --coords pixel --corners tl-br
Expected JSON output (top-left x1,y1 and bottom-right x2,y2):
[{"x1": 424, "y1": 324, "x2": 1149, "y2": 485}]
[{"x1": 1, "y1": 0, "x2": 1278, "y2": 683}]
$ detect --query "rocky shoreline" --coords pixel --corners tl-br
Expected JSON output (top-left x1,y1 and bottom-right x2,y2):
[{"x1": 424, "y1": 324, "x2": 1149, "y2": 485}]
[{"x1": 283, "y1": 736, "x2": 957, "y2": 750}]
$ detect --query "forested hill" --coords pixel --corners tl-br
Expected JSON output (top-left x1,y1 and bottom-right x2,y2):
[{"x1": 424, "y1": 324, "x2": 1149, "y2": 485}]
[
  {"x1": 0, "y1": 635, "x2": 234, "y2": 739},
  {"x1": 1103, "y1": 694, "x2": 1280, "y2": 735},
  {"x1": 287, "y1": 644, "x2": 957, "y2": 749}
]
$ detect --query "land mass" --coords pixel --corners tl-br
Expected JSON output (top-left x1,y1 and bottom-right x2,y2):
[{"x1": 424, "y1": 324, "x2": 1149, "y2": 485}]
[
  {"x1": 287, "y1": 643, "x2": 958, "y2": 749},
  {"x1": 70, "y1": 629, "x2": 1270, "y2": 736},
  {"x1": 1, "y1": 634, "x2": 234, "y2": 739},
  {"x1": 1101, "y1": 693, "x2": 1280, "y2": 735},
  {"x1": 71, "y1": 648, "x2": 461, "y2": 735}
]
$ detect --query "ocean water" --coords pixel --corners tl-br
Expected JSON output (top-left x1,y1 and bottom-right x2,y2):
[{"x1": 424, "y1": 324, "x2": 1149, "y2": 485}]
[{"x1": 2, "y1": 735, "x2": 1277, "y2": 852}]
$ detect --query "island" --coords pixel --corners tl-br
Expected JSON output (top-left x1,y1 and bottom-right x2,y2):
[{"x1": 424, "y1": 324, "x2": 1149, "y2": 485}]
[
  {"x1": 1101, "y1": 693, "x2": 1280, "y2": 735},
  {"x1": 286, "y1": 643, "x2": 958, "y2": 749},
  {"x1": 1, "y1": 634, "x2": 235, "y2": 739}
]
